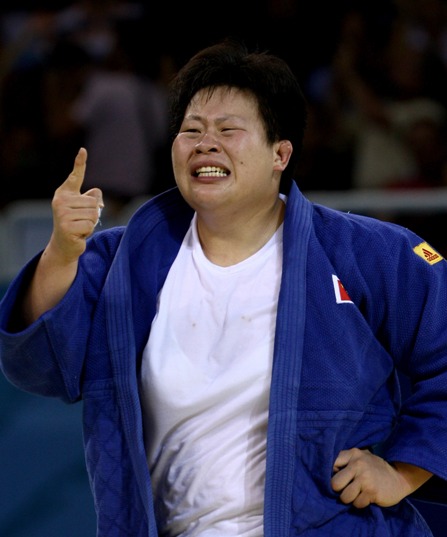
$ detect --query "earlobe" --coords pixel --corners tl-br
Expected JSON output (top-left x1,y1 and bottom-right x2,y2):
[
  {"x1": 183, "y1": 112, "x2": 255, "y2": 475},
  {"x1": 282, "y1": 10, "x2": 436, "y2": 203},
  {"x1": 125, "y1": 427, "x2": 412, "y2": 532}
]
[{"x1": 273, "y1": 140, "x2": 293, "y2": 171}]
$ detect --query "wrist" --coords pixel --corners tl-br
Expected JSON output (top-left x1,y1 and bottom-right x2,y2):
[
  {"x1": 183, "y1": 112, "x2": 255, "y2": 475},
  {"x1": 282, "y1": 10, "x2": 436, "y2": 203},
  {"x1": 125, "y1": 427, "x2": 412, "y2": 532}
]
[{"x1": 392, "y1": 462, "x2": 433, "y2": 496}]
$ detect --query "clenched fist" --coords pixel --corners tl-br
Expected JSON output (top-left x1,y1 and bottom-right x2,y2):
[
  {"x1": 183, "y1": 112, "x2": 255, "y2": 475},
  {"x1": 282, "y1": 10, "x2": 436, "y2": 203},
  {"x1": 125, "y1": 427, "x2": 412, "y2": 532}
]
[{"x1": 331, "y1": 448, "x2": 432, "y2": 509}]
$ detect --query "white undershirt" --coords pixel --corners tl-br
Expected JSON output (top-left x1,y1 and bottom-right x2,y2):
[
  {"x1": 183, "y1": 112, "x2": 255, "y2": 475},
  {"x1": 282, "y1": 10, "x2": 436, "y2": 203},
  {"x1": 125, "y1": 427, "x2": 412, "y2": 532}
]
[{"x1": 139, "y1": 212, "x2": 283, "y2": 537}]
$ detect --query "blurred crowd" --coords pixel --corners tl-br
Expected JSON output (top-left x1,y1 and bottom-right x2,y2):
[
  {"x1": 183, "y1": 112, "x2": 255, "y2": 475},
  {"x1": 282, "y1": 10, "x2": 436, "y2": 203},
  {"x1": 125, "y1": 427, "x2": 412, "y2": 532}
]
[
  {"x1": 296, "y1": 0, "x2": 447, "y2": 194},
  {"x1": 0, "y1": 0, "x2": 176, "y2": 213},
  {"x1": 1, "y1": 0, "x2": 447, "y2": 214}
]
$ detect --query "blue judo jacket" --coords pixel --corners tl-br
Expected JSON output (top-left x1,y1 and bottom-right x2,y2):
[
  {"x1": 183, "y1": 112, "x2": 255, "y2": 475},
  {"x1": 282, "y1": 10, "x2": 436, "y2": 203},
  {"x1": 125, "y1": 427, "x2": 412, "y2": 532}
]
[{"x1": 1, "y1": 182, "x2": 447, "y2": 536}]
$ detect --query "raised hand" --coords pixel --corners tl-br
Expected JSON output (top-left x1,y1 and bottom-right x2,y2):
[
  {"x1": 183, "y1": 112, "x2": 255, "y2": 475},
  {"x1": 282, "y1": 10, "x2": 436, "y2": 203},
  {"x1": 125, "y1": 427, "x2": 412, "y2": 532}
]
[
  {"x1": 50, "y1": 147, "x2": 104, "y2": 263},
  {"x1": 23, "y1": 148, "x2": 104, "y2": 324}
]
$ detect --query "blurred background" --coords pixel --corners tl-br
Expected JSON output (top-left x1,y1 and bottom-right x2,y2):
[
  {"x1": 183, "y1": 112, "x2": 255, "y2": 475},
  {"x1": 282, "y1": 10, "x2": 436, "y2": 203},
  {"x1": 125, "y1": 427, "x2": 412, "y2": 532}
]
[{"x1": 1, "y1": 1, "x2": 447, "y2": 535}]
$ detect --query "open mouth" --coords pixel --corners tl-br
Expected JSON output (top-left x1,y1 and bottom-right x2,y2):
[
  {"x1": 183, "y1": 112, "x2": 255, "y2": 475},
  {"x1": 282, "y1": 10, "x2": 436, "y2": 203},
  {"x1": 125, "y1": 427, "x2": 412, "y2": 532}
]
[{"x1": 194, "y1": 166, "x2": 229, "y2": 178}]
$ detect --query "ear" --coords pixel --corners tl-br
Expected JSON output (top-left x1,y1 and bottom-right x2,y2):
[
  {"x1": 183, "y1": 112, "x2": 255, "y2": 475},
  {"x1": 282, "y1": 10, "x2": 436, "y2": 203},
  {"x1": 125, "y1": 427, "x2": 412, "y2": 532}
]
[{"x1": 273, "y1": 140, "x2": 293, "y2": 172}]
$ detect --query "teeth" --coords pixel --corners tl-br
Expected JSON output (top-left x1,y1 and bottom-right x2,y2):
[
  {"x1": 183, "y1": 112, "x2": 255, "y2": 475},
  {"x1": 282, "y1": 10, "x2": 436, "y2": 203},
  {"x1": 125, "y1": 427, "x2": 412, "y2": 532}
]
[{"x1": 196, "y1": 166, "x2": 227, "y2": 177}]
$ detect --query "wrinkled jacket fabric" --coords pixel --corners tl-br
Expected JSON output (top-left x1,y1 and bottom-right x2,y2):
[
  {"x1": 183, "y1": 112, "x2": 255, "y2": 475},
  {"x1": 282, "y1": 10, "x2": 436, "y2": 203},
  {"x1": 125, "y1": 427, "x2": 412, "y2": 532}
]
[{"x1": 1, "y1": 182, "x2": 447, "y2": 537}]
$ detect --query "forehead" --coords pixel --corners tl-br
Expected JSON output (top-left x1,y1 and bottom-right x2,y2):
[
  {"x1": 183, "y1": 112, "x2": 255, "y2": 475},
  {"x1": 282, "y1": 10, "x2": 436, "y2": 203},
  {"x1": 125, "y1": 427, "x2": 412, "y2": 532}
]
[{"x1": 185, "y1": 86, "x2": 259, "y2": 117}]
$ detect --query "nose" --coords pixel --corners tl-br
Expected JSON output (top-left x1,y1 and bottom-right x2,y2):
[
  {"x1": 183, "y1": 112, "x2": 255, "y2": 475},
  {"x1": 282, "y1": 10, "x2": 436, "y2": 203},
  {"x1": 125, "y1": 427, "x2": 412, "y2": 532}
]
[{"x1": 194, "y1": 132, "x2": 221, "y2": 153}]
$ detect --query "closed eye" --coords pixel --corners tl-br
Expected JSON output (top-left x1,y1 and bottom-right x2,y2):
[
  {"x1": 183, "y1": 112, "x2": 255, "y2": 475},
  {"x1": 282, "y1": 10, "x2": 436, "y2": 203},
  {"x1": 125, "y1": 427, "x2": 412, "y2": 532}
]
[
  {"x1": 177, "y1": 129, "x2": 202, "y2": 139},
  {"x1": 221, "y1": 127, "x2": 242, "y2": 135}
]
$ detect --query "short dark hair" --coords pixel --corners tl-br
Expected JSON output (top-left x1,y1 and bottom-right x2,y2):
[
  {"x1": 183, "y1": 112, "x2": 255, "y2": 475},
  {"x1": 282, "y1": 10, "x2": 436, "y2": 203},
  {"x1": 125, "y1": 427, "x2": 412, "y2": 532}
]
[{"x1": 168, "y1": 38, "x2": 308, "y2": 188}]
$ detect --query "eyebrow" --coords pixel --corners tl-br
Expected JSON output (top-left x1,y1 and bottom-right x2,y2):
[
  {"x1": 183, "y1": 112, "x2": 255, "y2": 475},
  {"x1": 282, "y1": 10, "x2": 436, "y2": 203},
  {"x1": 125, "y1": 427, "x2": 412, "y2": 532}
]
[{"x1": 184, "y1": 114, "x2": 245, "y2": 123}]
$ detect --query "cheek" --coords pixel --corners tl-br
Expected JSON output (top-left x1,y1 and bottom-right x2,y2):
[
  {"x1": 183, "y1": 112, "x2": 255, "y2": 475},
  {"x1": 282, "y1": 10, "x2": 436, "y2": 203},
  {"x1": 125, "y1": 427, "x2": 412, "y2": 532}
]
[
  {"x1": 172, "y1": 137, "x2": 192, "y2": 164},
  {"x1": 172, "y1": 159, "x2": 185, "y2": 185},
  {"x1": 171, "y1": 138, "x2": 180, "y2": 160},
  {"x1": 171, "y1": 142, "x2": 186, "y2": 174}
]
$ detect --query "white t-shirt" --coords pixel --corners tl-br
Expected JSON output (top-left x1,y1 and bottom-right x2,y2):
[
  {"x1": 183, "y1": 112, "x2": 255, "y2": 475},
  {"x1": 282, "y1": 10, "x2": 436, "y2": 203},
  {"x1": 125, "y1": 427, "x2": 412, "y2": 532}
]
[{"x1": 139, "y1": 213, "x2": 283, "y2": 536}]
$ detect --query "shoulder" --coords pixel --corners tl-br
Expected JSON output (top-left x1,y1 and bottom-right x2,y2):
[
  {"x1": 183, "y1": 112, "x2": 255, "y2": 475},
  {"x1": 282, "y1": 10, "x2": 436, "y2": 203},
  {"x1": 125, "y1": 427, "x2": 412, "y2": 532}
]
[
  {"x1": 308, "y1": 203, "x2": 447, "y2": 311},
  {"x1": 311, "y1": 203, "x2": 434, "y2": 263}
]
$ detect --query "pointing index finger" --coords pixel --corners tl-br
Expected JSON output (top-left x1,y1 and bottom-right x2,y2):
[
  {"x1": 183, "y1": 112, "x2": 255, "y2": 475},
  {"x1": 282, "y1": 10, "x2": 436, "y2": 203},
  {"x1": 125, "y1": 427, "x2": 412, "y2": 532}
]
[{"x1": 61, "y1": 147, "x2": 88, "y2": 193}]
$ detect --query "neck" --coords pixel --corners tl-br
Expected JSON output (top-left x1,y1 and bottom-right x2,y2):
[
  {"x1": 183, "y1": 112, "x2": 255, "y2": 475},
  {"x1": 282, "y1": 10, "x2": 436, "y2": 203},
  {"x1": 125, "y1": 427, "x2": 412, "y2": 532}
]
[{"x1": 196, "y1": 197, "x2": 285, "y2": 266}]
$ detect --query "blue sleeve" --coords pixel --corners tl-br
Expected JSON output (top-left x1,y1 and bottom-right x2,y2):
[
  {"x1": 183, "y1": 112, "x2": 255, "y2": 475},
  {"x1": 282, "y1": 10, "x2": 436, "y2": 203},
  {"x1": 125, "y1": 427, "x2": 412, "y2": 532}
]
[
  {"x1": 319, "y1": 210, "x2": 447, "y2": 500},
  {"x1": 0, "y1": 228, "x2": 123, "y2": 402},
  {"x1": 366, "y1": 228, "x2": 447, "y2": 495}
]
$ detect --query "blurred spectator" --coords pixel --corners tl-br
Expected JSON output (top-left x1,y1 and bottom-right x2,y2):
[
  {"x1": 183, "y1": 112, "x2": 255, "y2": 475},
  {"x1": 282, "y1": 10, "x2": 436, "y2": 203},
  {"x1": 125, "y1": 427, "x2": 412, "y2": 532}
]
[
  {"x1": 40, "y1": 38, "x2": 90, "y2": 192},
  {"x1": 68, "y1": 38, "x2": 171, "y2": 212},
  {"x1": 393, "y1": 0, "x2": 447, "y2": 106},
  {"x1": 2, "y1": 0, "x2": 447, "y2": 207},
  {"x1": 293, "y1": 102, "x2": 354, "y2": 191},
  {"x1": 51, "y1": 0, "x2": 173, "y2": 212},
  {"x1": 54, "y1": 0, "x2": 133, "y2": 63},
  {"x1": 329, "y1": 4, "x2": 447, "y2": 190},
  {"x1": 294, "y1": 1, "x2": 398, "y2": 191},
  {"x1": 0, "y1": 1, "x2": 173, "y2": 213},
  {"x1": 0, "y1": 8, "x2": 58, "y2": 207}
]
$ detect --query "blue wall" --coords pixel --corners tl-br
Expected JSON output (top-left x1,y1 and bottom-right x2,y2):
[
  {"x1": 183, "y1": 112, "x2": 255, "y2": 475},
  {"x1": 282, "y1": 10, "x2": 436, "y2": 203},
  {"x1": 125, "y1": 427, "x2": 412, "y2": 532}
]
[{"x1": 0, "y1": 372, "x2": 97, "y2": 536}]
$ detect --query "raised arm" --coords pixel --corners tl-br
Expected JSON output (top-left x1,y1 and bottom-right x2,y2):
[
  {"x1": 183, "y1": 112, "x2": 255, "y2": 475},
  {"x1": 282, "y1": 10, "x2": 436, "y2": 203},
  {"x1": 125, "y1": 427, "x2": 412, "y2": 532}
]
[{"x1": 23, "y1": 148, "x2": 103, "y2": 324}]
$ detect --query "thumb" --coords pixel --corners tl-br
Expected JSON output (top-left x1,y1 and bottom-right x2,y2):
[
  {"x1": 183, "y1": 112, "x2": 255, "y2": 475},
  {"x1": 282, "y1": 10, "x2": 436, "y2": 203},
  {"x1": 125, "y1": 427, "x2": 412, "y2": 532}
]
[{"x1": 60, "y1": 147, "x2": 88, "y2": 193}]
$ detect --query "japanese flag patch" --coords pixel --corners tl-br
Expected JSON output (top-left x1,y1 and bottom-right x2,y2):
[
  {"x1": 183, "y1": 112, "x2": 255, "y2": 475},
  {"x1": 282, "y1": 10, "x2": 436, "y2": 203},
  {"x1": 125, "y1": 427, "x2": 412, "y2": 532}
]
[
  {"x1": 332, "y1": 274, "x2": 353, "y2": 304},
  {"x1": 413, "y1": 242, "x2": 443, "y2": 265}
]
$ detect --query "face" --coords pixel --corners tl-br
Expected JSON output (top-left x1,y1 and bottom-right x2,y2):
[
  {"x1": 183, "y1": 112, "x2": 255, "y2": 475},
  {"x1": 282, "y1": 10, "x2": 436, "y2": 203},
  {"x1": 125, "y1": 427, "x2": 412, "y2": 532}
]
[{"x1": 171, "y1": 86, "x2": 292, "y2": 219}]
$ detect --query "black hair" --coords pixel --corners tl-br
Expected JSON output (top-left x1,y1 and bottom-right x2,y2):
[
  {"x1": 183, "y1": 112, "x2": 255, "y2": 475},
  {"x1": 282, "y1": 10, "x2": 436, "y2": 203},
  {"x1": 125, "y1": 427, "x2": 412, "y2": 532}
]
[{"x1": 168, "y1": 38, "x2": 308, "y2": 188}]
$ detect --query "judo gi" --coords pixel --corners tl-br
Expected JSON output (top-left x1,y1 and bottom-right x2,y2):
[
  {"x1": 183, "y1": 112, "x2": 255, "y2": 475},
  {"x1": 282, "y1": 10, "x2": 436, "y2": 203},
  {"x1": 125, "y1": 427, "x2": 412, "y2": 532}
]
[{"x1": 1, "y1": 181, "x2": 447, "y2": 536}]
